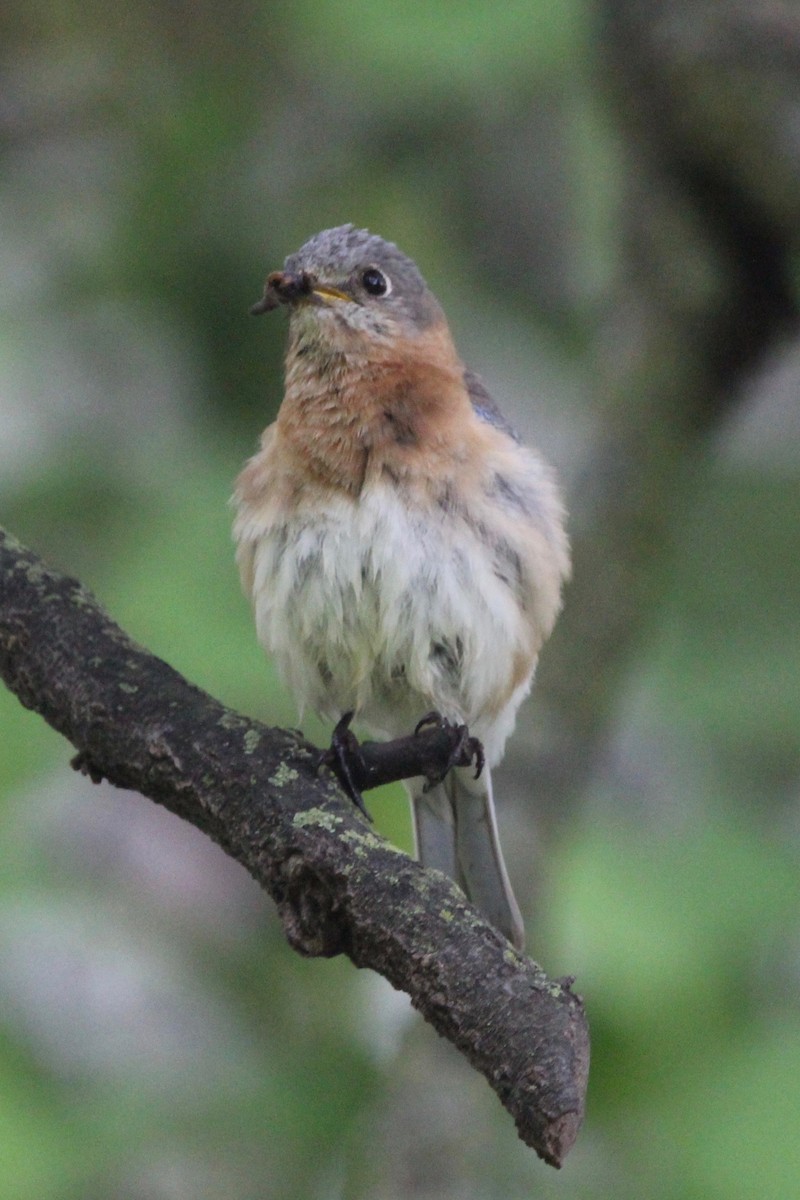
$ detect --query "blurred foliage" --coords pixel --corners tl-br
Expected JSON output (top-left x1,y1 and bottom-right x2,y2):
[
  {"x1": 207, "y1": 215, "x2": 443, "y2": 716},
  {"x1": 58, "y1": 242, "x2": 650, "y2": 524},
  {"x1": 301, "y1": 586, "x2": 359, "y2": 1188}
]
[{"x1": 2, "y1": 2, "x2": 800, "y2": 1199}]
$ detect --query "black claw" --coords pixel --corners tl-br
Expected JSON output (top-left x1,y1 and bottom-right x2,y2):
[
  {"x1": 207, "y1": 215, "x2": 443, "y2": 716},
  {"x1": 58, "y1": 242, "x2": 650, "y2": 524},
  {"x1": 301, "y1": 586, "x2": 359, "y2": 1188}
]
[
  {"x1": 414, "y1": 710, "x2": 443, "y2": 736},
  {"x1": 318, "y1": 711, "x2": 373, "y2": 821},
  {"x1": 469, "y1": 736, "x2": 485, "y2": 780},
  {"x1": 413, "y1": 711, "x2": 485, "y2": 787}
]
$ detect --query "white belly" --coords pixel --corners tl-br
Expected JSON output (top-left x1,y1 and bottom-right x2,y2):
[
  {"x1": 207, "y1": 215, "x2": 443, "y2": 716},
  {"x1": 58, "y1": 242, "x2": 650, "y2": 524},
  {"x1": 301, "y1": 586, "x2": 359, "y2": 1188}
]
[{"x1": 245, "y1": 483, "x2": 534, "y2": 764}]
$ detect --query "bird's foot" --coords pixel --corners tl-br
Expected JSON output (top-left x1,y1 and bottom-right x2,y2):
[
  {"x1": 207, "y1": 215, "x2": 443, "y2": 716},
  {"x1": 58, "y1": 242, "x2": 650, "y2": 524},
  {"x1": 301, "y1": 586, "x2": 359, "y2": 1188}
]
[
  {"x1": 317, "y1": 711, "x2": 373, "y2": 821},
  {"x1": 414, "y1": 711, "x2": 485, "y2": 786}
]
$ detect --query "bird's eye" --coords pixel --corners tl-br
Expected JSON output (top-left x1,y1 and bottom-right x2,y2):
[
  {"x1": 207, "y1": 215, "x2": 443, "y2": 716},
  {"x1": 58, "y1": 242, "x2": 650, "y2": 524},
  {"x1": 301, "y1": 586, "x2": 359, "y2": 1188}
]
[{"x1": 361, "y1": 267, "x2": 390, "y2": 296}]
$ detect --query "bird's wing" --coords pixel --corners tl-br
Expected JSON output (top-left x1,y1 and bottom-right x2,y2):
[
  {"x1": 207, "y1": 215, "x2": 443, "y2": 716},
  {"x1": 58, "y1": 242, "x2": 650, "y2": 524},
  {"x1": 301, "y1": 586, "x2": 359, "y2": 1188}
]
[{"x1": 464, "y1": 368, "x2": 521, "y2": 443}]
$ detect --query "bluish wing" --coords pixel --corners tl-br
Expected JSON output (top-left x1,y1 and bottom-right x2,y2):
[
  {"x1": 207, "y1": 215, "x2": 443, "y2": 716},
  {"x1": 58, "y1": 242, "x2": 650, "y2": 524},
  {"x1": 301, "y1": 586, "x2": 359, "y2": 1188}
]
[{"x1": 464, "y1": 368, "x2": 521, "y2": 444}]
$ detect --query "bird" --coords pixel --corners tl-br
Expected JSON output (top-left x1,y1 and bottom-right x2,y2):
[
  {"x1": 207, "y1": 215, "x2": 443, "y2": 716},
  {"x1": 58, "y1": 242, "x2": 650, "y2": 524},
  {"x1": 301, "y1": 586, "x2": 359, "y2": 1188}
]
[{"x1": 233, "y1": 225, "x2": 570, "y2": 950}]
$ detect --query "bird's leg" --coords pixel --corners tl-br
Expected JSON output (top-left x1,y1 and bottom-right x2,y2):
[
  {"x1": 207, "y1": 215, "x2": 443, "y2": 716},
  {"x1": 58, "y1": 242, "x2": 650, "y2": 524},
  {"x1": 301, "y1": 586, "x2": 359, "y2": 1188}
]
[
  {"x1": 414, "y1": 711, "x2": 485, "y2": 786},
  {"x1": 317, "y1": 711, "x2": 373, "y2": 821}
]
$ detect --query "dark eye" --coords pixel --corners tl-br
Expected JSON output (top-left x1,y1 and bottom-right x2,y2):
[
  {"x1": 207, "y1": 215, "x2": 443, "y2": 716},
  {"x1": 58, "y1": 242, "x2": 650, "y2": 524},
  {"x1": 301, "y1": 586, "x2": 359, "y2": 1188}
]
[{"x1": 361, "y1": 267, "x2": 389, "y2": 296}]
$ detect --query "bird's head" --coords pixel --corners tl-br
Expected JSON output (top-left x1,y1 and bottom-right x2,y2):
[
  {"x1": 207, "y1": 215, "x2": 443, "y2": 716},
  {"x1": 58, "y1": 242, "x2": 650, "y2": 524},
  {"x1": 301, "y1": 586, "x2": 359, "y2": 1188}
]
[{"x1": 250, "y1": 225, "x2": 445, "y2": 351}]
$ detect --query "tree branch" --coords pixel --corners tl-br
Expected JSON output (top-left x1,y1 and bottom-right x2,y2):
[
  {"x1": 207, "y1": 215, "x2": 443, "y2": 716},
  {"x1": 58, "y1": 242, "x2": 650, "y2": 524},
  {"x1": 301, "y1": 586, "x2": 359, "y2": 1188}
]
[{"x1": 0, "y1": 526, "x2": 589, "y2": 1168}]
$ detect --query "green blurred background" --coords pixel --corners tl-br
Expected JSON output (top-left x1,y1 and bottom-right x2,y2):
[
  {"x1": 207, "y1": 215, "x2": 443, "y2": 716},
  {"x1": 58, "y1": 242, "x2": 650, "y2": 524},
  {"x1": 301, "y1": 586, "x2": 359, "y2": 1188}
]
[{"x1": 2, "y1": 2, "x2": 800, "y2": 1198}]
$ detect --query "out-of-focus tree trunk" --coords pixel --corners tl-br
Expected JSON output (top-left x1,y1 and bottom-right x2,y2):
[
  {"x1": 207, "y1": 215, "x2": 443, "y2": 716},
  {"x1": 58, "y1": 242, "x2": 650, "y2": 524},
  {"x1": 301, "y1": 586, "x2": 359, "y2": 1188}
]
[{"x1": 525, "y1": 0, "x2": 800, "y2": 821}]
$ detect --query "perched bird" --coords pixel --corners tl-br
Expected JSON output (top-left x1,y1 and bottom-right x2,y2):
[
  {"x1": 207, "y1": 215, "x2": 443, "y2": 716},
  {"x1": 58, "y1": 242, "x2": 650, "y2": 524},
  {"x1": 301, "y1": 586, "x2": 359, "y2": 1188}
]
[{"x1": 233, "y1": 225, "x2": 569, "y2": 950}]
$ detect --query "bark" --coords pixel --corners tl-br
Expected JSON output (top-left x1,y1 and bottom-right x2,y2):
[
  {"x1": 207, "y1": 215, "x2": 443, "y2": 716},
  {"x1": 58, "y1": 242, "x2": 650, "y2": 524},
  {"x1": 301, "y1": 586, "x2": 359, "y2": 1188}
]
[{"x1": 0, "y1": 525, "x2": 589, "y2": 1168}]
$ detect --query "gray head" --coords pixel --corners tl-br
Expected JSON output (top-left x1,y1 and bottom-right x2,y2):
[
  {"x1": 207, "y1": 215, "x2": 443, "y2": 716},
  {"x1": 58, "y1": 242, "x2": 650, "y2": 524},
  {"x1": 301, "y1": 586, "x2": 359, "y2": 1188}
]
[{"x1": 251, "y1": 224, "x2": 444, "y2": 342}]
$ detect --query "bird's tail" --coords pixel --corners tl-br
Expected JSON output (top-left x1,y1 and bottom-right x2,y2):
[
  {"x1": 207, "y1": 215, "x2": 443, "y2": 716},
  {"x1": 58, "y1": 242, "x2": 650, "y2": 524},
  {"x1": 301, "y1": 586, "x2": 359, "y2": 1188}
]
[{"x1": 409, "y1": 766, "x2": 525, "y2": 951}]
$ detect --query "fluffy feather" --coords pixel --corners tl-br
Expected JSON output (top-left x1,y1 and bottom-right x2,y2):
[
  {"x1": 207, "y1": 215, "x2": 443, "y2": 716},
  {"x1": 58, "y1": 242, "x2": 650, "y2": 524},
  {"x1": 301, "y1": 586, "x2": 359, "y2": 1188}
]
[{"x1": 234, "y1": 226, "x2": 570, "y2": 949}]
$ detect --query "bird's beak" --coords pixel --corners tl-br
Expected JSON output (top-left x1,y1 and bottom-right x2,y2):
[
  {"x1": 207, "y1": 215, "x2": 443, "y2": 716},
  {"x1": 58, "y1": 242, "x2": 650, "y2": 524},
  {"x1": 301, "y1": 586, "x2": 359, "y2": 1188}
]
[
  {"x1": 310, "y1": 282, "x2": 351, "y2": 303},
  {"x1": 250, "y1": 271, "x2": 350, "y2": 316}
]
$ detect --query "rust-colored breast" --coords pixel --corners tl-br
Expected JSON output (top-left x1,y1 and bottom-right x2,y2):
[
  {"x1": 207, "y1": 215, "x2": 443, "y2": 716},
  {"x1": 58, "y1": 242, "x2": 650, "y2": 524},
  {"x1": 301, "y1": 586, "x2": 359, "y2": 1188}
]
[{"x1": 273, "y1": 319, "x2": 475, "y2": 498}]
